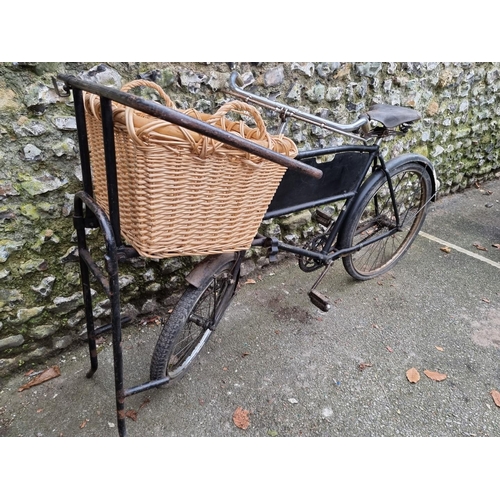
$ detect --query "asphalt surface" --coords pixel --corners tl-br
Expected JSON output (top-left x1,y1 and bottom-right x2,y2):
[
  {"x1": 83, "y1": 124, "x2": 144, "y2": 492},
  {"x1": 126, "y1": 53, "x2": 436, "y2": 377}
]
[{"x1": 1, "y1": 178, "x2": 500, "y2": 439}]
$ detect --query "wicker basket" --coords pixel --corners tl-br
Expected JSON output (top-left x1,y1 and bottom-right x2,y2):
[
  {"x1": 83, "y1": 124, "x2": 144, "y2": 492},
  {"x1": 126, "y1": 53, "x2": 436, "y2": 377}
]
[{"x1": 83, "y1": 80, "x2": 297, "y2": 258}]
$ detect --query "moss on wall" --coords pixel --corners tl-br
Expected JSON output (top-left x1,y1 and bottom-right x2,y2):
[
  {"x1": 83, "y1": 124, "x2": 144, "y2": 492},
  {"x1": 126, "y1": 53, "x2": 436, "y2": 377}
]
[{"x1": 1, "y1": 61, "x2": 499, "y2": 376}]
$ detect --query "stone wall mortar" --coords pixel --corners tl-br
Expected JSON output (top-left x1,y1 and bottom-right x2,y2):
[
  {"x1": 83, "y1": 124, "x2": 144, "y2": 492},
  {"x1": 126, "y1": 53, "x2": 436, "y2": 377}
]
[{"x1": 1, "y1": 61, "x2": 499, "y2": 377}]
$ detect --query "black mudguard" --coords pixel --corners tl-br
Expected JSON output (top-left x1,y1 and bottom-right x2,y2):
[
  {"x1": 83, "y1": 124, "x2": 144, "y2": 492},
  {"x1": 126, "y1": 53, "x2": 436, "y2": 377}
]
[
  {"x1": 185, "y1": 252, "x2": 240, "y2": 289},
  {"x1": 384, "y1": 153, "x2": 439, "y2": 199},
  {"x1": 340, "y1": 153, "x2": 438, "y2": 234}
]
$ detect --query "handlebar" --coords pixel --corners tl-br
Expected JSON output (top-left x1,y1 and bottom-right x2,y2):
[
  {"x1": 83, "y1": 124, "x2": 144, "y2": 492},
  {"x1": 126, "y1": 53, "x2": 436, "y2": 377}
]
[{"x1": 226, "y1": 72, "x2": 370, "y2": 143}]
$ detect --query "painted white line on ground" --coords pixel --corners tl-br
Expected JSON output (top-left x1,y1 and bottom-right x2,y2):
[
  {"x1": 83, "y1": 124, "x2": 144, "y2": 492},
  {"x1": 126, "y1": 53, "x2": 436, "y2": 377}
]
[{"x1": 419, "y1": 231, "x2": 500, "y2": 270}]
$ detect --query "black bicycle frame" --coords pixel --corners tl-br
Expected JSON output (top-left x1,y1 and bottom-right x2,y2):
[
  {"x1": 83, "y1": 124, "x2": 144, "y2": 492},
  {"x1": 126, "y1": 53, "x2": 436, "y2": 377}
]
[
  {"x1": 54, "y1": 74, "x2": 324, "y2": 437},
  {"x1": 254, "y1": 144, "x2": 401, "y2": 265},
  {"x1": 54, "y1": 73, "x2": 406, "y2": 436}
]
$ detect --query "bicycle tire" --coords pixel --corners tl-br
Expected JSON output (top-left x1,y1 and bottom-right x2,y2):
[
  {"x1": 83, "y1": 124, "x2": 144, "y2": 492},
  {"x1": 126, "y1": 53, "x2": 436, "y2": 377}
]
[
  {"x1": 338, "y1": 161, "x2": 432, "y2": 280},
  {"x1": 149, "y1": 257, "x2": 240, "y2": 381}
]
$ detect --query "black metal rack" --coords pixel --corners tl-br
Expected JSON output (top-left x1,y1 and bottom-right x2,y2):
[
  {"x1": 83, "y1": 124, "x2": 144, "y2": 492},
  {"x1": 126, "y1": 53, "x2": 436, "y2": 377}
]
[{"x1": 54, "y1": 75, "x2": 322, "y2": 436}]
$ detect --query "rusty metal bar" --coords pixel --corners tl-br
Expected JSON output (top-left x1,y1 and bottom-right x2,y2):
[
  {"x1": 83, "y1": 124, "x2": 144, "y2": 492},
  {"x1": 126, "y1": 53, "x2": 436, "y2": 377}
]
[
  {"x1": 74, "y1": 196, "x2": 99, "y2": 378},
  {"x1": 77, "y1": 248, "x2": 110, "y2": 295},
  {"x1": 123, "y1": 377, "x2": 171, "y2": 397},
  {"x1": 72, "y1": 87, "x2": 94, "y2": 197},
  {"x1": 74, "y1": 191, "x2": 127, "y2": 436},
  {"x1": 100, "y1": 96, "x2": 123, "y2": 247},
  {"x1": 56, "y1": 74, "x2": 323, "y2": 180}
]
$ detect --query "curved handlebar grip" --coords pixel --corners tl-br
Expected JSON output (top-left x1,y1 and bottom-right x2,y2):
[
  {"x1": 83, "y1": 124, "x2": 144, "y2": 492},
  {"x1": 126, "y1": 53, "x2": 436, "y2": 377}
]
[
  {"x1": 235, "y1": 74, "x2": 245, "y2": 88},
  {"x1": 359, "y1": 114, "x2": 371, "y2": 136},
  {"x1": 229, "y1": 71, "x2": 245, "y2": 90}
]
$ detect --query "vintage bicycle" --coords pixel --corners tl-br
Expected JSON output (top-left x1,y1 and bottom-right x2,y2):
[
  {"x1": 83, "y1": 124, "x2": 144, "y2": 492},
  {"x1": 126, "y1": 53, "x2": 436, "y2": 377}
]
[{"x1": 54, "y1": 70, "x2": 439, "y2": 436}]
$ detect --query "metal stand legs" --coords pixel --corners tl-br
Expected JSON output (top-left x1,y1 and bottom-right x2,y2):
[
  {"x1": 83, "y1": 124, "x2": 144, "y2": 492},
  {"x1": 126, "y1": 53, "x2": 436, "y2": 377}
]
[{"x1": 74, "y1": 191, "x2": 128, "y2": 436}]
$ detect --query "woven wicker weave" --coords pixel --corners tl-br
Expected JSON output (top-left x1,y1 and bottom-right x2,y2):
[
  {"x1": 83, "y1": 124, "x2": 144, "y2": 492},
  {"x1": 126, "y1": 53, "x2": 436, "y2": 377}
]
[{"x1": 83, "y1": 80, "x2": 297, "y2": 258}]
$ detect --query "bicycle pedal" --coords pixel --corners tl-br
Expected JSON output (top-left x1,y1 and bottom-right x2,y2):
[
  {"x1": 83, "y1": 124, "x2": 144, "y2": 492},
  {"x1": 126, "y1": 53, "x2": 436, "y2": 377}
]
[
  {"x1": 315, "y1": 209, "x2": 333, "y2": 227},
  {"x1": 308, "y1": 289, "x2": 331, "y2": 312}
]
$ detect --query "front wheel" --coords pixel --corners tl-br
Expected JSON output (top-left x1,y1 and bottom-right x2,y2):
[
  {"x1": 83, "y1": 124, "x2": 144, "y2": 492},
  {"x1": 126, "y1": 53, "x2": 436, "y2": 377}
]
[
  {"x1": 338, "y1": 162, "x2": 432, "y2": 280},
  {"x1": 149, "y1": 257, "x2": 240, "y2": 381}
]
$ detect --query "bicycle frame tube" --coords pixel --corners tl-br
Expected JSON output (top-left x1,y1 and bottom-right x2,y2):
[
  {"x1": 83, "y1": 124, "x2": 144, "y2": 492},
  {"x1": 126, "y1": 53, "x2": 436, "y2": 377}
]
[
  {"x1": 51, "y1": 71, "x2": 435, "y2": 436},
  {"x1": 321, "y1": 149, "x2": 380, "y2": 253},
  {"x1": 377, "y1": 154, "x2": 401, "y2": 228},
  {"x1": 254, "y1": 147, "x2": 405, "y2": 265},
  {"x1": 210, "y1": 251, "x2": 244, "y2": 327}
]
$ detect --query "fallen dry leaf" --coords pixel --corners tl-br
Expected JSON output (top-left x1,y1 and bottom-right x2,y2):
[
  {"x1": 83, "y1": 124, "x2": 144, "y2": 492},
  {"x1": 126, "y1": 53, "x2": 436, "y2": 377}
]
[
  {"x1": 358, "y1": 362, "x2": 373, "y2": 371},
  {"x1": 490, "y1": 390, "x2": 500, "y2": 407},
  {"x1": 435, "y1": 346, "x2": 444, "y2": 351},
  {"x1": 493, "y1": 244, "x2": 500, "y2": 249},
  {"x1": 482, "y1": 298, "x2": 490, "y2": 304},
  {"x1": 244, "y1": 279, "x2": 256, "y2": 285},
  {"x1": 125, "y1": 410, "x2": 138, "y2": 421},
  {"x1": 124, "y1": 397, "x2": 150, "y2": 422},
  {"x1": 233, "y1": 407, "x2": 250, "y2": 430},
  {"x1": 79, "y1": 419, "x2": 89, "y2": 429},
  {"x1": 406, "y1": 367, "x2": 420, "y2": 383},
  {"x1": 138, "y1": 397, "x2": 150, "y2": 411},
  {"x1": 140, "y1": 315, "x2": 161, "y2": 326},
  {"x1": 473, "y1": 243, "x2": 487, "y2": 251},
  {"x1": 424, "y1": 370, "x2": 447, "y2": 381},
  {"x1": 440, "y1": 246, "x2": 451, "y2": 254},
  {"x1": 386, "y1": 346, "x2": 394, "y2": 353},
  {"x1": 18, "y1": 365, "x2": 61, "y2": 392}
]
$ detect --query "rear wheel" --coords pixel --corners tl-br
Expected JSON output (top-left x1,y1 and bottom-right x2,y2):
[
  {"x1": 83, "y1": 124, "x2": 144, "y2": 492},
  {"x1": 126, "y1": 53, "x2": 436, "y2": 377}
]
[
  {"x1": 339, "y1": 162, "x2": 432, "y2": 280},
  {"x1": 150, "y1": 258, "x2": 240, "y2": 381}
]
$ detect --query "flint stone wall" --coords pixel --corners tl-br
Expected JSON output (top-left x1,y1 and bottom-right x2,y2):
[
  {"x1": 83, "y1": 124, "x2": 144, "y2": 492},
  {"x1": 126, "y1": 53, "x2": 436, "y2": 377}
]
[{"x1": 1, "y1": 61, "x2": 499, "y2": 377}]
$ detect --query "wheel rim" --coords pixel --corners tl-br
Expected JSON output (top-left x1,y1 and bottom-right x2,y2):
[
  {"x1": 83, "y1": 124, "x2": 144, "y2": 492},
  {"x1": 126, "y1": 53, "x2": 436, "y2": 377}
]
[
  {"x1": 349, "y1": 169, "x2": 428, "y2": 276},
  {"x1": 167, "y1": 271, "x2": 233, "y2": 378},
  {"x1": 168, "y1": 326, "x2": 213, "y2": 379}
]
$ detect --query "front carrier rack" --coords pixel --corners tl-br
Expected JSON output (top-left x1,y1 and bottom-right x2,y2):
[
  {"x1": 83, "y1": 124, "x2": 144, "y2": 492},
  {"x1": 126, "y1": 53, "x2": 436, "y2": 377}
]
[
  {"x1": 53, "y1": 71, "x2": 436, "y2": 436},
  {"x1": 55, "y1": 74, "x2": 326, "y2": 436}
]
